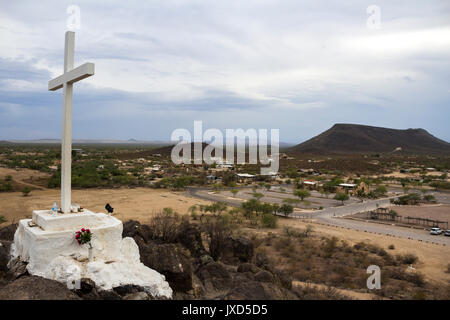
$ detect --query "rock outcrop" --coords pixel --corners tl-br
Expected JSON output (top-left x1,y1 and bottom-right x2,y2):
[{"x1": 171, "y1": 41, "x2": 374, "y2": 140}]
[
  {"x1": 139, "y1": 243, "x2": 193, "y2": 293},
  {"x1": 0, "y1": 276, "x2": 81, "y2": 300}
]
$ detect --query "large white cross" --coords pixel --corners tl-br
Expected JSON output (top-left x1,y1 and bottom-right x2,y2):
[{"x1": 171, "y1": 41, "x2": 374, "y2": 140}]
[{"x1": 48, "y1": 31, "x2": 95, "y2": 213}]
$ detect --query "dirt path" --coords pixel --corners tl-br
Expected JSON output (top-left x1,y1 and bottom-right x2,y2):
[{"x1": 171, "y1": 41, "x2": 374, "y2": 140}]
[
  {"x1": 10, "y1": 178, "x2": 47, "y2": 190},
  {"x1": 292, "y1": 281, "x2": 383, "y2": 300}
]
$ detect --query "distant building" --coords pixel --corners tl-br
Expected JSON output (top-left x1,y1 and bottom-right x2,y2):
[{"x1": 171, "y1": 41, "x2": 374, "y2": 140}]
[
  {"x1": 302, "y1": 180, "x2": 318, "y2": 188},
  {"x1": 236, "y1": 173, "x2": 257, "y2": 183},
  {"x1": 337, "y1": 183, "x2": 357, "y2": 194}
]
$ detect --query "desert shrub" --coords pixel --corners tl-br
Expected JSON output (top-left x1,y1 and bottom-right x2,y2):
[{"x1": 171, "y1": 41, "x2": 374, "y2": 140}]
[
  {"x1": 388, "y1": 244, "x2": 395, "y2": 250},
  {"x1": 261, "y1": 213, "x2": 277, "y2": 228},
  {"x1": 205, "y1": 218, "x2": 232, "y2": 261},
  {"x1": 22, "y1": 187, "x2": 31, "y2": 196},
  {"x1": 274, "y1": 237, "x2": 292, "y2": 251},
  {"x1": 447, "y1": 264, "x2": 450, "y2": 273},
  {"x1": 322, "y1": 236, "x2": 339, "y2": 257},
  {"x1": 423, "y1": 194, "x2": 436, "y2": 202},
  {"x1": 397, "y1": 253, "x2": 419, "y2": 265},
  {"x1": 293, "y1": 284, "x2": 351, "y2": 300},
  {"x1": 393, "y1": 193, "x2": 421, "y2": 205},
  {"x1": 0, "y1": 216, "x2": 6, "y2": 224},
  {"x1": 408, "y1": 272, "x2": 425, "y2": 287},
  {"x1": 411, "y1": 290, "x2": 427, "y2": 300},
  {"x1": 4, "y1": 175, "x2": 12, "y2": 181},
  {"x1": 304, "y1": 225, "x2": 314, "y2": 238},
  {"x1": 149, "y1": 208, "x2": 184, "y2": 242},
  {"x1": 0, "y1": 183, "x2": 13, "y2": 192},
  {"x1": 284, "y1": 227, "x2": 304, "y2": 239}
]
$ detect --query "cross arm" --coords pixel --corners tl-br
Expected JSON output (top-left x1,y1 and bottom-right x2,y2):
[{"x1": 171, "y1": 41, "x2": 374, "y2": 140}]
[{"x1": 48, "y1": 62, "x2": 95, "y2": 91}]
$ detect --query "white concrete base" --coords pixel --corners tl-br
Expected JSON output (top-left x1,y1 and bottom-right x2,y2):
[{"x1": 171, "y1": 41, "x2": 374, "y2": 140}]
[{"x1": 10, "y1": 210, "x2": 172, "y2": 298}]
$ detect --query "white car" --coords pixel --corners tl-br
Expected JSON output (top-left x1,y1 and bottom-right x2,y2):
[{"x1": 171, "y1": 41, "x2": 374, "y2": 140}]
[{"x1": 430, "y1": 227, "x2": 443, "y2": 235}]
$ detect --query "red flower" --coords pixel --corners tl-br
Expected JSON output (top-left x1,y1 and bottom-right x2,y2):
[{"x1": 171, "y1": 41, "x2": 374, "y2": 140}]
[
  {"x1": 86, "y1": 229, "x2": 90, "y2": 233},
  {"x1": 81, "y1": 228, "x2": 85, "y2": 232},
  {"x1": 75, "y1": 234, "x2": 80, "y2": 239}
]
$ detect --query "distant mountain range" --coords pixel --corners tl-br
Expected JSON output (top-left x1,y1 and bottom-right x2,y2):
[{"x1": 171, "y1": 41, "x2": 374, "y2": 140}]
[
  {"x1": 289, "y1": 123, "x2": 450, "y2": 155},
  {"x1": 1, "y1": 139, "x2": 175, "y2": 145},
  {"x1": 3, "y1": 124, "x2": 449, "y2": 155}
]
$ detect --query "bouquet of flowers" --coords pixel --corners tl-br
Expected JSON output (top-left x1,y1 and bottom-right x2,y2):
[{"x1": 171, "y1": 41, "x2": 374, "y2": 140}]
[{"x1": 75, "y1": 228, "x2": 92, "y2": 248}]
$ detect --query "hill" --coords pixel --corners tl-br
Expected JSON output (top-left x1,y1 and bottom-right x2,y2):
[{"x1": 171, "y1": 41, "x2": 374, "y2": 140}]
[{"x1": 289, "y1": 124, "x2": 450, "y2": 155}]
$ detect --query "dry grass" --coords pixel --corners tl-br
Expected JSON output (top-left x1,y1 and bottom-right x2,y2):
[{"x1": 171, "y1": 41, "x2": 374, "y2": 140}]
[
  {"x1": 276, "y1": 218, "x2": 450, "y2": 285},
  {"x1": 253, "y1": 227, "x2": 449, "y2": 299},
  {"x1": 0, "y1": 187, "x2": 211, "y2": 226}
]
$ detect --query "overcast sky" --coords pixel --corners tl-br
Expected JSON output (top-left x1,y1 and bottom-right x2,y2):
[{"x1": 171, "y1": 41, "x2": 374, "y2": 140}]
[{"x1": 0, "y1": 0, "x2": 449, "y2": 143}]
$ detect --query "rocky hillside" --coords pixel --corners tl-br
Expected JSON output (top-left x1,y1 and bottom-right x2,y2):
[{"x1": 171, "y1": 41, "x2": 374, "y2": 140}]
[
  {"x1": 0, "y1": 220, "x2": 334, "y2": 300},
  {"x1": 289, "y1": 124, "x2": 450, "y2": 155}
]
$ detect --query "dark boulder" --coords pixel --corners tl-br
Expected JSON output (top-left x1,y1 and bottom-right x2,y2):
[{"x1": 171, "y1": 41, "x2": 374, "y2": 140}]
[
  {"x1": 222, "y1": 235, "x2": 254, "y2": 264},
  {"x1": 0, "y1": 241, "x2": 11, "y2": 272},
  {"x1": 177, "y1": 223, "x2": 207, "y2": 257},
  {"x1": 122, "y1": 220, "x2": 153, "y2": 243},
  {"x1": 0, "y1": 224, "x2": 17, "y2": 241},
  {"x1": 139, "y1": 243, "x2": 193, "y2": 293},
  {"x1": 75, "y1": 278, "x2": 96, "y2": 296},
  {"x1": 113, "y1": 284, "x2": 146, "y2": 296},
  {"x1": 199, "y1": 254, "x2": 214, "y2": 266},
  {"x1": 272, "y1": 268, "x2": 293, "y2": 290},
  {"x1": 262, "y1": 265, "x2": 293, "y2": 290},
  {"x1": 224, "y1": 281, "x2": 297, "y2": 300},
  {"x1": 237, "y1": 263, "x2": 260, "y2": 274},
  {"x1": 197, "y1": 262, "x2": 232, "y2": 292},
  {"x1": 7, "y1": 257, "x2": 28, "y2": 279},
  {"x1": 96, "y1": 290, "x2": 122, "y2": 300},
  {"x1": 254, "y1": 251, "x2": 269, "y2": 268},
  {"x1": 0, "y1": 276, "x2": 80, "y2": 300},
  {"x1": 254, "y1": 270, "x2": 275, "y2": 283}
]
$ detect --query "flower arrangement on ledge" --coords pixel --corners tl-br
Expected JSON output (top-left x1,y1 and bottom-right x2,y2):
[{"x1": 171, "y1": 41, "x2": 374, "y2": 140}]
[{"x1": 75, "y1": 228, "x2": 92, "y2": 248}]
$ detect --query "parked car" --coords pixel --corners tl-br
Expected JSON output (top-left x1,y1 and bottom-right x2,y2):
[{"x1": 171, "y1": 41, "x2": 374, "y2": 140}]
[
  {"x1": 430, "y1": 227, "x2": 443, "y2": 235},
  {"x1": 444, "y1": 230, "x2": 450, "y2": 237}
]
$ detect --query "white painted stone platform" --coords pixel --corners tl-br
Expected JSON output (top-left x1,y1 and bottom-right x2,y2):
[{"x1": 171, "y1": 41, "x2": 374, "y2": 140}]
[
  {"x1": 32, "y1": 209, "x2": 107, "y2": 231},
  {"x1": 10, "y1": 210, "x2": 172, "y2": 298}
]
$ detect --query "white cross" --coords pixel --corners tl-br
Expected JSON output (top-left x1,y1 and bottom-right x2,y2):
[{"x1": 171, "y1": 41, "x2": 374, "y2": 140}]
[{"x1": 48, "y1": 31, "x2": 95, "y2": 213}]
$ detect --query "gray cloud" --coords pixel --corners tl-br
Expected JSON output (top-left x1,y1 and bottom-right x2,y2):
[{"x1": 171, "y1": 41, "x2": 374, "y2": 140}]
[{"x1": 0, "y1": 0, "x2": 449, "y2": 142}]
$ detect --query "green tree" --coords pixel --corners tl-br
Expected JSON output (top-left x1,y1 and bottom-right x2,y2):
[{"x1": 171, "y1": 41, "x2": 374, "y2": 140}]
[
  {"x1": 375, "y1": 185, "x2": 387, "y2": 197},
  {"x1": 230, "y1": 189, "x2": 239, "y2": 197},
  {"x1": 280, "y1": 204, "x2": 294, "y2": 217},
  {"x1": 294, "y1": 189, "x2": 311, "y2": 201},
  {"x1": 261, "y1": 213, "x2": 277, "y2": 228},
  {"x1": 241, "y1": 198, "x2": 260, "y2": 218},
  {"x1": 334, "y1": 192, "x2": 349, "y2": 205},
  {"x1": 423, "y1": 194, "x2": 435, "y2": 202},
  {"x1": 207, "y1": 202, "x2": 227, "y2": 216},
  {"x1": 252, "y1": 192, "x2": 264, "y2": 201}
]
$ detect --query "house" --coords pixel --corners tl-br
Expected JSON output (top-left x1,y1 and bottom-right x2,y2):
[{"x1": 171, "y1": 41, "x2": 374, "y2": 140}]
[
  {"x1": 301, "y1": 180, "x2": 318, "y2": 190},
  {"x1": 236, "y1": 173, "x2": 257, "y2": 183},
  {"x1": 337, "y1": 183, "x2": 357, "y2": 194}
]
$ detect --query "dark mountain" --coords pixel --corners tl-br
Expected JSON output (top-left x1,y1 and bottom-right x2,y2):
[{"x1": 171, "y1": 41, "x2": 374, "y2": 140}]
[{"x1": 289, "y1": 123, "x2": 450, "y2": 155}]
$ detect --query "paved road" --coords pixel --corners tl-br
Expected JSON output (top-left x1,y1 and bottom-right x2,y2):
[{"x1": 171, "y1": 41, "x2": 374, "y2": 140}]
[{"x1": 187, "y1": 187, "x2": 450, "y2": 245}]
